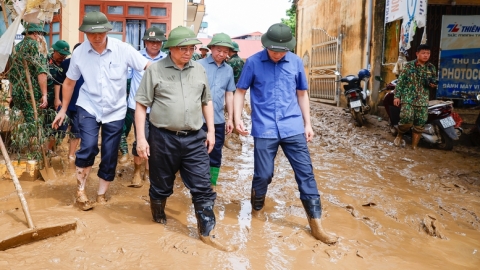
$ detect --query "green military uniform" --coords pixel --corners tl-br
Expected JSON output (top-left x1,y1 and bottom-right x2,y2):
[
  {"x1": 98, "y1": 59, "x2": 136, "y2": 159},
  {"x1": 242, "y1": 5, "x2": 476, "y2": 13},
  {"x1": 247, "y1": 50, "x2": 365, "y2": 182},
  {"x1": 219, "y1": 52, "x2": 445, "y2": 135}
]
[
  {"x1": 47, "y1": 54, "x2": 63, "y2": 107},
  {"x1": 227, "y1": 53, "x2": 244, "y2": 84},
  {"x1": 394, "y1": 60, "x2": 436, "y2": 127},
  {"x1": 8, "y1": 37, "x2": 48, "y2": 123},
  {"x1": 191, "y1": 52, "x2": 202, "y2": 61}
]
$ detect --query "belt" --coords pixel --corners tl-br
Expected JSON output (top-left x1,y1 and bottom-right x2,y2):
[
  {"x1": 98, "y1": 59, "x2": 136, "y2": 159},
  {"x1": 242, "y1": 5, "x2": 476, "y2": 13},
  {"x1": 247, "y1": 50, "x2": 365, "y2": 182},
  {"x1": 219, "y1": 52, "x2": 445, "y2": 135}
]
[{"x1": 160, "y1": 128, "x2": 198, "y2": 136}]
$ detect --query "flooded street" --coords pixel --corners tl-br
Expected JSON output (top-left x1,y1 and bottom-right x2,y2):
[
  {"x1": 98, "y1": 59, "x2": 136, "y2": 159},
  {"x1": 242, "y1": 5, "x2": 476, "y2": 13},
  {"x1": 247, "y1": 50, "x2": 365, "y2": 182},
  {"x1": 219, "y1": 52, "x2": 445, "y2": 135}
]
[{"x1": 1, "y1": 102, "x2": 480, "y2": 269}]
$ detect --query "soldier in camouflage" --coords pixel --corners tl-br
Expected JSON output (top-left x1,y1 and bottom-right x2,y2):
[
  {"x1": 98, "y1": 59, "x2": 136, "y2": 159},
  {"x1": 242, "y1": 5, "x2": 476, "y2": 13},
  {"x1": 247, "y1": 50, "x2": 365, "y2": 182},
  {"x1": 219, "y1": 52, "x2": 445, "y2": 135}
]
[
  {"x1": 8, "y1": 23, "x2": 48, "y2": 123},
  {"x1": 227, "y1": 41, "x2": 244, "y2": 84},
  {"x1": 393, "y1": 44, "x2": 437, "y2": 150}
]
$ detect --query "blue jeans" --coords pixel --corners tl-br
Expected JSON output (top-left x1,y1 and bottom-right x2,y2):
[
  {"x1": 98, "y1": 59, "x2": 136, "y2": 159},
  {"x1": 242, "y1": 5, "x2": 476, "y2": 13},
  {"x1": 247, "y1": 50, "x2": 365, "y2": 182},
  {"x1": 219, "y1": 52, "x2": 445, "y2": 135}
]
[
  {"x1": 253, "y1": 134, "x2": 320, "y2": 200},
  {"x1": 201, "y1": 123, "x2": 225, "y2": 168},
  {"x1": 75, "y1": 106, "x2": 124, "y2": 181}
]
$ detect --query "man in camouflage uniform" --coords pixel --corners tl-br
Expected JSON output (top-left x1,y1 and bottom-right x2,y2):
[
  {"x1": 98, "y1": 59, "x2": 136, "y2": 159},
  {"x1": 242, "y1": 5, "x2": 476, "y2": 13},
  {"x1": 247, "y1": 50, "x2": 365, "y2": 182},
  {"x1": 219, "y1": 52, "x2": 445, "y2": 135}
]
[
  {"x1": 199, "y1": 45, "x2": 209, "y2": 59},
  {"x1": 227, "y1": 41, "x2": 244, "y2": 84},
  {"x1": 8, "y1": 23, "x2": 48, "y2": 123},
  {"x1": 393, "y1": 44, "x2": 437, "y2": 150}
]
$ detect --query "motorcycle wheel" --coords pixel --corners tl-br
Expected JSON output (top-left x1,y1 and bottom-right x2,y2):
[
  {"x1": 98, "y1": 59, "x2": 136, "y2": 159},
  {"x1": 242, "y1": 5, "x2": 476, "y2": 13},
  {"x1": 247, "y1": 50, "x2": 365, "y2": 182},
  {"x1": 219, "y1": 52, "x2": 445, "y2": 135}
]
[
  {"x1": 437, "y1": 127, "x2": 454, "y2": 150},
  {"x1": 353, "y1": 110, "x2": 364, "y2": 127}
]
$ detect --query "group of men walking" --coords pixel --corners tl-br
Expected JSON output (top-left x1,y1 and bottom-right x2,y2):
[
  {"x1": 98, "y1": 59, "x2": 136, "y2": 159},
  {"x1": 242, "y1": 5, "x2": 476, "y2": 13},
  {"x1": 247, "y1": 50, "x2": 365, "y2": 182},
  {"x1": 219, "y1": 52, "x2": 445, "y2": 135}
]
[{"x1": 9, "y1": 11, "x2": 338, "y2": 250}]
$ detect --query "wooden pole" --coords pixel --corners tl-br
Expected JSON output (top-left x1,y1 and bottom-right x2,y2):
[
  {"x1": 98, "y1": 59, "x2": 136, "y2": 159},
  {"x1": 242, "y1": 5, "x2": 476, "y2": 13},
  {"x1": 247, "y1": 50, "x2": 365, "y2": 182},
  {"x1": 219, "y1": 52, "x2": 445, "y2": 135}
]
[{"x1": 1, "y1": 0, "x2": 9, "y2": 29}]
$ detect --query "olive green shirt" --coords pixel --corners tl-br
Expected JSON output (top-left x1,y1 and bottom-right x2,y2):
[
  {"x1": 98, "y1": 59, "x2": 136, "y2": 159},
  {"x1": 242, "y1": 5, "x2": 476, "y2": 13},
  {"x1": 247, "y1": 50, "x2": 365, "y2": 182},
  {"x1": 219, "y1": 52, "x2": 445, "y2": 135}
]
[{"x1": 135, "y1": 54, "x2": 211, "y2": 131}]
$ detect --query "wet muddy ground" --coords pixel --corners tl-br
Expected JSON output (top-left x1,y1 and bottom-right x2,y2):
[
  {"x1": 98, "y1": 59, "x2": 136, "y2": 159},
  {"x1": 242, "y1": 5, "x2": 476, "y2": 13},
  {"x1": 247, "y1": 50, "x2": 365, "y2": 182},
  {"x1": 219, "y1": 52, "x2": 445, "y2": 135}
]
[{"x1": 1, "y1": 102, "x2": 479, "y2": 269}]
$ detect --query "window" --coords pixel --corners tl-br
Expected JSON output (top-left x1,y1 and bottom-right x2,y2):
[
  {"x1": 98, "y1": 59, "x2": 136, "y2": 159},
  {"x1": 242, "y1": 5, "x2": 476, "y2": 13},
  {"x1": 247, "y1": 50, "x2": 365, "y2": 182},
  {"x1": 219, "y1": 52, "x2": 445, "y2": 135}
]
[
  {"x1": 79, "y1": 1, "x2": 171, "y2": 49},
  {"x1": 43, "y1": 11, "x2": 62, "y2": 48}
]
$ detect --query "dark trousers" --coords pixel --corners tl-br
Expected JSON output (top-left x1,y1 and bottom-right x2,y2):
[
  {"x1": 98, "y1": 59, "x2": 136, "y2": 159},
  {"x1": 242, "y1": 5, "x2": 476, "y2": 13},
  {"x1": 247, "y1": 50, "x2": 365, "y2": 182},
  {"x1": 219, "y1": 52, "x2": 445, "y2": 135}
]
[
  {"x1": 148, "y1": 126, "x2": 216, "y2": 203},
  {"x1": 201, "y1": 123, "x2": 225, "y2": 167},
  {"x1": 129, "y1": 108, "x2": 150, "y2": 157},
  {"x1": 75, "y1": 106, "x2": 124, "y2": 181},
  {"x1": 253, "y1": 134, "x2": 320, "y2": 200}
]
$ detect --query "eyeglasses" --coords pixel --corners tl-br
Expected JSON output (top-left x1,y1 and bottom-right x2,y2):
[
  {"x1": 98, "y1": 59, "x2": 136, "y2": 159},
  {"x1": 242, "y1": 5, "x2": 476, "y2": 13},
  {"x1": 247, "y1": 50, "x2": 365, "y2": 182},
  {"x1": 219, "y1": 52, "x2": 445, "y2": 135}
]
[{"x1": 178, "y1": 46, "x2": 197, "y2": 54}]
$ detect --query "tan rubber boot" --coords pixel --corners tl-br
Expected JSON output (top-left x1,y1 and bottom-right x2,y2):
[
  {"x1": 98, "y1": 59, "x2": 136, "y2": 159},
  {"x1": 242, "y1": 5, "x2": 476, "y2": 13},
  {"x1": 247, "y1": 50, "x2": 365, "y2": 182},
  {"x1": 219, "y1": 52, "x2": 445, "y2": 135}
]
[
  {"x1": 308, "y1": 218, "x2": 338, "y2": 245},
  {"x1": 76, "y1": 190, "x2": 94, "y2": 211},
  {"x1": 302, "y1": 199, "x2": 338, "y2": 245},
  {"x1": 143, "y1": 168, "x2": 150, "y2": 183},
  {"x1": 128, "y1": 163, "x2": 143, "y2": 188},
  {"x1": 411, "y1": 132, "x2": 422, "y2": 150}
]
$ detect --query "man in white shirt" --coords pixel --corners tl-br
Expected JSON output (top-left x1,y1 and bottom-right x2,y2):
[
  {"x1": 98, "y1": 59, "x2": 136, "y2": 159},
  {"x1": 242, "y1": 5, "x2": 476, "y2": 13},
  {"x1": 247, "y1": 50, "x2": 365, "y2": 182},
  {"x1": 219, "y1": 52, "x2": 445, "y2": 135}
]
[
  {"x1": 52, "y1": 11, "x2": 151, "y2": 210},
  {"x1": 127, "y1": 27, "x2": 167, "y2": 188}
]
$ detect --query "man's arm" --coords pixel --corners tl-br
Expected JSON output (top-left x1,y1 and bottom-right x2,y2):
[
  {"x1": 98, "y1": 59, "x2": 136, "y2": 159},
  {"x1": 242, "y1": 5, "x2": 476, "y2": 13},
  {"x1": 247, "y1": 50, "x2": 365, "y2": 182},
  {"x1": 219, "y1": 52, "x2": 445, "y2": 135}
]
[
  {"x1": 202, "y1": 100, "x2": 215, "y2": 153},
  {"x1": 135, "y1": 103, "x2": 149, "y2": 159},
  {"x1": 297, "y1": 90, "x2": 314, "y2": 142},
  {"x1": 37, "y1": 73, "x2": 48, "y2": 108},
  {"x1": 233, "y1": 89, "x2": 249, "y2": 136},
  {"x1": 54, "y1": 84, "x2": 62, "y2": 110},
  {"x1": 51, "y1": 77, "x2": 76, "y2": 129},
  {"x1": 225, "y1": 91, "x2": 234, "y2": 135}
]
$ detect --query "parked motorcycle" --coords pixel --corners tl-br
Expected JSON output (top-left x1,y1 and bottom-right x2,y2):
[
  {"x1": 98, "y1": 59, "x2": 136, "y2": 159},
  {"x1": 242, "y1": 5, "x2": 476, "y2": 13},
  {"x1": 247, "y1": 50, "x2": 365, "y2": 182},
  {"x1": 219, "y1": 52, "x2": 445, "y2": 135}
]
[
  {"x1": 379, "y1": 77, "x2": 463, "y2": 150},
  {"x1": 335, "y1": 69, "x2": 371, "y2": 127}
]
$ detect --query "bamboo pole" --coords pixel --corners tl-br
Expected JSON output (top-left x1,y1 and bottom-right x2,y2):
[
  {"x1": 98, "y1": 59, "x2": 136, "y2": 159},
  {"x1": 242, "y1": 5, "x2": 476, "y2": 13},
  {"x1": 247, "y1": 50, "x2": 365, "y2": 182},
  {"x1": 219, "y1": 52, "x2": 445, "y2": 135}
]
[{"x1": 1, "y1": 0, "x2": 9, "y2": 29}]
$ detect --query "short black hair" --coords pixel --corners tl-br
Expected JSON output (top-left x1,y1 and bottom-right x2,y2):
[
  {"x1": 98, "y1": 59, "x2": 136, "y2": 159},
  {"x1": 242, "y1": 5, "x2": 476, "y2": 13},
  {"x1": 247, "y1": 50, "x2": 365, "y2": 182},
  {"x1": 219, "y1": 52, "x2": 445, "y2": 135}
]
[{"x1": 417, "y1": 44, "x2": 431, "y2": 52}]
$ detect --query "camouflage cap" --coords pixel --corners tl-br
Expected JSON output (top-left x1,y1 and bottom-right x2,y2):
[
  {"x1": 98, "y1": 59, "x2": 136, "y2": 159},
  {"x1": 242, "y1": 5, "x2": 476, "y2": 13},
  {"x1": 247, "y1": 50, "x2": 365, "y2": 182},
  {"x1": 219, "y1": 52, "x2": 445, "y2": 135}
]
[{"x1": 199, "y1": 45, "x2": 209, "y2": 51}]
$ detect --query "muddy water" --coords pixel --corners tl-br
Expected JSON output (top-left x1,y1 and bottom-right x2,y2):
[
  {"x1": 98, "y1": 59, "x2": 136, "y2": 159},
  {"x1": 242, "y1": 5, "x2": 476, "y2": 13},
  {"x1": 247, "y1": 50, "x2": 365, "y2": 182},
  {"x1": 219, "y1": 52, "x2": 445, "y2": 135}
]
[{"x1": 1, "y1": 103, "x2": 480, "y2": 269}]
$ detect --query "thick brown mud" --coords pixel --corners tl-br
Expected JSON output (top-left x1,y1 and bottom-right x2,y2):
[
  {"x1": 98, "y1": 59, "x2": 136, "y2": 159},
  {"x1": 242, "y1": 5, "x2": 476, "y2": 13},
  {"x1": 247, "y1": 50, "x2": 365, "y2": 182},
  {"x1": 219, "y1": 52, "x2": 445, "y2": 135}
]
[{"x1": 1, "y1": 103, "x2": 479, "y2": 269}]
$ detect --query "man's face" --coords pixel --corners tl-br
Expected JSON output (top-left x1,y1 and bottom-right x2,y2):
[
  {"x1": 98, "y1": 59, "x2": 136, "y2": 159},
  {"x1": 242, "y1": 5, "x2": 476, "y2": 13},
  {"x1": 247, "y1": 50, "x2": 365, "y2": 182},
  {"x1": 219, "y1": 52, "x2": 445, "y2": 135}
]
[
  {"x1": 85, "y1": 32, "x2": 108, "y2": 47},
  {"x1": 200, "y1": 49, "x2": 208, "y2": 56},
  {"x1": 228, "y1": 49, "x2": 235, "y2": 58},
  {"x1": 145, "y1": 40, "x2": 162, "y2": 56},
  {"x1": 266, "y1": 49, "x2": 287, "y2": 63},
  {"x1": 170, "y1": 45, "x2": 196, "y2": 66},
  {"x1": 416, "y1": 49, "x2": 431, "y2": 63},
  {"x1": 210, "y1": 45, "x2": 230, "y2": 64},
  {"x1": 52, "y1": 50, "x2": 67, "y2": 64}
]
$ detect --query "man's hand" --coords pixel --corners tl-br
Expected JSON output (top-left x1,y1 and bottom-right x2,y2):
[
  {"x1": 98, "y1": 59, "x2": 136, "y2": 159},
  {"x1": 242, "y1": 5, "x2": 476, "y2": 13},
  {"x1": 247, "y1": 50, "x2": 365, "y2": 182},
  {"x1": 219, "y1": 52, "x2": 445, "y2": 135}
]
[
  {"x1": 226, "y1": 119, "x2": 234, "y2": 135},
  {"x1": 304, "y1": 124, "x2": 314, "y2": 142},
  {"x1": 54, "y1": 98, "x2": 62, "y2": 111},
  {"x1": 393, "y1": 97, "x2": 401, "y2": 107},
  {"x1": 235, "y1": 120, "x2": 249, "y2": 136},
  {"x1": 429, "y1": 83, "x2": 437, "y2": 88},
  {"x1": 39, "y1": 95, "x2": 48, "y2": 109},
  {"x1": 136, "y1": 138, "x2": 150, "y2": 159},
  {"x1": 51, "y1": 110, "x2": 66, "y2": 129},
  {"x1": 205, "y1": 130, "x2": 215, "y2": 153}
]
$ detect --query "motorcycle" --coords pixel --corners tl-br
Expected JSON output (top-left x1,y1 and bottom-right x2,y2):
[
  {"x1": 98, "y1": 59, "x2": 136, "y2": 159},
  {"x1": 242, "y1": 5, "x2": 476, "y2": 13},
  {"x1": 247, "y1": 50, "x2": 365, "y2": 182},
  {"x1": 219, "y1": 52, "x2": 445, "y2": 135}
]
[
  {"x1": 335, "y1": 69, "x2": 371, "y2": 127},
  {"x1": 379, "y1": 77, "x2": 463, "y2": 150}
]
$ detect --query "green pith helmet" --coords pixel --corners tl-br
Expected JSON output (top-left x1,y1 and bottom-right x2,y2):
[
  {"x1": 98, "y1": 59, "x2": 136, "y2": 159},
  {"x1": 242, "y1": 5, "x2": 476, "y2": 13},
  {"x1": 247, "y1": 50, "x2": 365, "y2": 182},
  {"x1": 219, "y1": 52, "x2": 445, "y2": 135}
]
[
  {"x1": 163, "y1": 26, "x2": 201, "y2": 49},
  {"x1": 79, "y1": 11, "x2": 113, "y2": 33},
  {"x1": 199, "y1": 45, "x2": 209, "y2": 52},
  {"x1": 21, "y1": 23, "x2": 47, "y2": 35},
  {"x1": 261, "y1": 23, "x2": 296, "y2": 52},
  {"x1": 142, "y1": 27, "x2": 167, "y2": 42},
  {"x1": 232, "y1": 41, "x2": 240, "y2": 52},
  {"x1": 207, "y1": 33, "x2": 234, "y2": 49},
  {"x1": 52, "y1": 40, "x2": 71, "y2": 55}
]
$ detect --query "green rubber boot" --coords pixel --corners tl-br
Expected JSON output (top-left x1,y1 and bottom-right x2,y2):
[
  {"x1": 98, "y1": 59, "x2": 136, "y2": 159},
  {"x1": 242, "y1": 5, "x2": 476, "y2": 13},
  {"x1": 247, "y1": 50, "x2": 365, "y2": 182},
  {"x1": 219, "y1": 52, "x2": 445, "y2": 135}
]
[{"x1": 210, "y1": 167, "x2": 220, "y2": 187}]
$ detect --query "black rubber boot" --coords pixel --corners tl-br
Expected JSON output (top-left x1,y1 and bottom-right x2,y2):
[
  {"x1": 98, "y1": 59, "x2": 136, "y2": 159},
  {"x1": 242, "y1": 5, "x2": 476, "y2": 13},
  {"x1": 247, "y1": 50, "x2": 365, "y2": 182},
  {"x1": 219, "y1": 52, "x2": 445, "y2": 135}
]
[
  {"x1": 194, "y1": 202, "x2": 235, "y2": 252},
  {"x1": 301, "y1": 199, "x2": 338, "y2": 245},
  {"x1": 150, "y1": 198, "x2": 167, "y2": 224},
  {"x1": 251, "y1": 188, "x2": 266, "y2": 211},
  {"x1": 194, "y1": 202, "x2": 216, "y2": 236}
]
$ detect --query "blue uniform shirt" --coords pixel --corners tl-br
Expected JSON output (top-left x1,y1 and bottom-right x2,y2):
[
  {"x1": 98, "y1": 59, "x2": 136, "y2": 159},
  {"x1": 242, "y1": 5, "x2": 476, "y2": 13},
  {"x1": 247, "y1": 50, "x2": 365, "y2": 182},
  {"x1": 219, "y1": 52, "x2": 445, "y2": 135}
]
[
  {"x1": 236, "y1": 50, "x2": 308, "y2": 139},
  {"x1": 197, "y1": 55, "x2": 236, "y2": 124}
]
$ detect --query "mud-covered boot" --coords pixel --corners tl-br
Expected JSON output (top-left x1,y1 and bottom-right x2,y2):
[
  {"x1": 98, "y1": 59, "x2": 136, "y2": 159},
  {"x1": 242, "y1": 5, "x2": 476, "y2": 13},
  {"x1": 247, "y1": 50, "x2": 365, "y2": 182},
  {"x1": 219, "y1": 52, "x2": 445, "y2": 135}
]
[
  {"x1": 128, "y1": 163, "x2": 143, "y2": 188},
  {"x1": 411, "y1": 131, "x2": 422, "y2": 150},
  {"x1": 143, "y1": 168, "x2": 150, "y2": 183},
  {"x1": 96, "y1": 194, "x2": 107, "y2": 205},
  {"x1": 301, "y1": 199, "x2": 338, "y2": 245},
  {"x1": 251, "y1": 189, "x2": 266, "y2": 218},
  {"x1": 194, "y1": 202, "x2": 235, "y2": 252},
  {"x1": 76, "y1": 190, "x2": 94, "y2": 211},
  {"x1": 393, "y1": 132, "x2": 403, "y2": 147},
  {"x1": 150, "y1": 198, "x2": 167, "y2": 224}
]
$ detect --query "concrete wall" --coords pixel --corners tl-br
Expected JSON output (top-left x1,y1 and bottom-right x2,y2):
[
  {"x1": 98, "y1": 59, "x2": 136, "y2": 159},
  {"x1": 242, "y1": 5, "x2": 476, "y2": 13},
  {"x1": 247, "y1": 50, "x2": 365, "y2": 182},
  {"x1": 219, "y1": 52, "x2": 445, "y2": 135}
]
[{"x1": 62, "y1": 0, "x2": 186, "y2": 46}]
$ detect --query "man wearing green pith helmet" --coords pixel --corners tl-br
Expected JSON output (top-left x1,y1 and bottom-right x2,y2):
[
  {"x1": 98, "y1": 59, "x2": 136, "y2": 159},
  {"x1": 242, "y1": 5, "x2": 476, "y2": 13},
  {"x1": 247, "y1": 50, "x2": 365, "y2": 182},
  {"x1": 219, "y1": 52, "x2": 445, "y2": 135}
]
[
  {"x1": 197, "y1": 33, "x2": 236, "y2": 190},
  {"x1": 135, "y1": 26, "x2": 234, "y2": 251}
]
